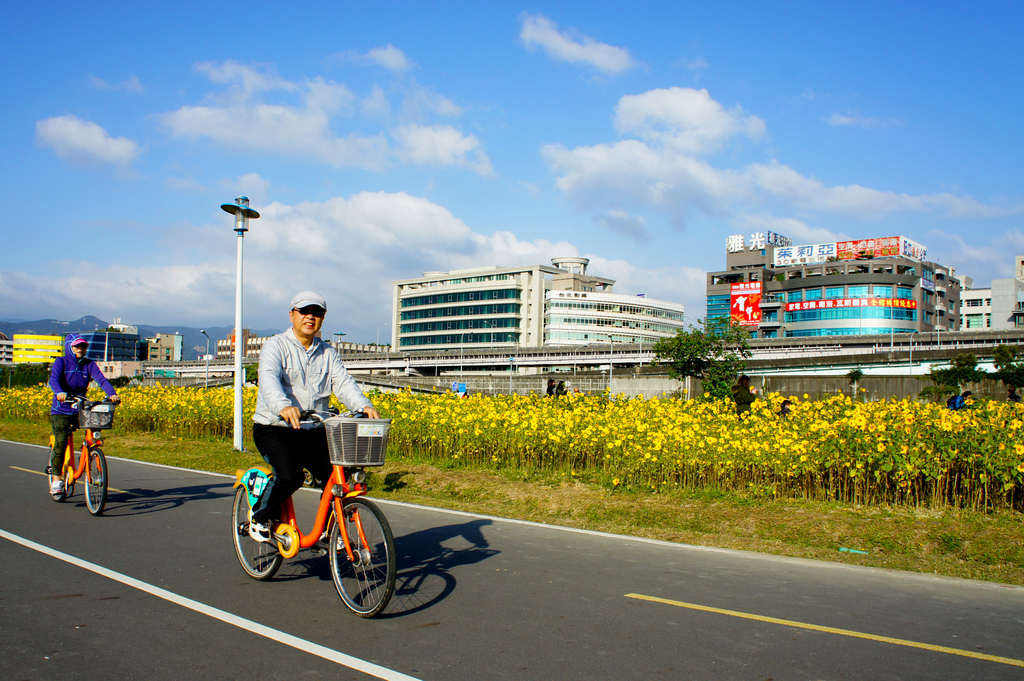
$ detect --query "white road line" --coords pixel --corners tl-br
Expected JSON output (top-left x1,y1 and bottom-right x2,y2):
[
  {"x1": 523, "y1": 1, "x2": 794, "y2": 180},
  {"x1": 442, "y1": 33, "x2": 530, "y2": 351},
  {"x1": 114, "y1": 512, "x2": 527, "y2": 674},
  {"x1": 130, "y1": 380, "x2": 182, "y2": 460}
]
[{"x1": 0, "y1": 528, "x2": 420, "y2": 681}]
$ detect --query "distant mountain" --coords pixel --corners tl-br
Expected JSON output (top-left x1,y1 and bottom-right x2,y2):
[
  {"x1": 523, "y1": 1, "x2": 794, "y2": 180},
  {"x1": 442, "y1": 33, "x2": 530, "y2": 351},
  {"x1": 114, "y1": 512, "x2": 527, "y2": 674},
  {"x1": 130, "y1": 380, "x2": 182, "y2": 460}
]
[{"x1": 0, "y1": 317, "x2": 282, "y2": 361}]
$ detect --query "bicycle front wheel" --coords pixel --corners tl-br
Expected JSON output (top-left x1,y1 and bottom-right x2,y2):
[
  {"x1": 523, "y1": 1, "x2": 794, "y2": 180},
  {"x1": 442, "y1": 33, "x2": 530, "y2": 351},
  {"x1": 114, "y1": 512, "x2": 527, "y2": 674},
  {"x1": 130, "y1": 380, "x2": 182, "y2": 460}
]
[
  {"x1": 329, "y1": 498, "x2": 396, "y2": 617},
  {"x1": 231, "y1": 486, "x2": 282, "y2": 580},
  {"x1": 84, "y1": 447, "x2": 107, "y2": 516}
]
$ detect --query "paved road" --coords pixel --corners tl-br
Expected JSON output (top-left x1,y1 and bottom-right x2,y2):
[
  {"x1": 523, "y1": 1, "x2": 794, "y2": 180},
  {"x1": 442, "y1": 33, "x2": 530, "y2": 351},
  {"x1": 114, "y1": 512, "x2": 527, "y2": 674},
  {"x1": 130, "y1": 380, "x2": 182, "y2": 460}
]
[{"x1": 2, "y1": 438, "x2": 1023, "y2": 680}]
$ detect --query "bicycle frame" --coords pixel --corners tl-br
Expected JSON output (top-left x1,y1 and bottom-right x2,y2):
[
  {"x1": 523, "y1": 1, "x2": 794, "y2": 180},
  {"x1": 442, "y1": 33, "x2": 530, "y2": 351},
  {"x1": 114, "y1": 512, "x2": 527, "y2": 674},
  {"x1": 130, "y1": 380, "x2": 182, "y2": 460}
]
[
  {"x1": 54, "y1": 426, "x2": 102, "y2": 484},
  {"x1": 242, "y1": 463, "x2": 371, "y2": 562}
]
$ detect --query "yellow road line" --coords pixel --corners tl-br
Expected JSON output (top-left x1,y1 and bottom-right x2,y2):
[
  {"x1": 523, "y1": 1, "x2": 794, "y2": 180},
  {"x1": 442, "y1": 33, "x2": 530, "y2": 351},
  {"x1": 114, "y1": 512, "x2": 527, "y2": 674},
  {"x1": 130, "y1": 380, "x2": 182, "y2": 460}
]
[
  {"x1": 9, "y1": 465, "x2": 142, "y2": 496},
  {"x1": 625, "y1": 593, "x2": 1024, "y2": 668}
]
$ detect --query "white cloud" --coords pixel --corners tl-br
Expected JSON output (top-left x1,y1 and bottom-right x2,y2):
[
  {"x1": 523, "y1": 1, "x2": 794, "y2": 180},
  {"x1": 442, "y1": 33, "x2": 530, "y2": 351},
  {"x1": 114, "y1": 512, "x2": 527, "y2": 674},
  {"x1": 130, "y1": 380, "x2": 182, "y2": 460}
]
[
  {"x1": 400, "y1": 85, "x2": 464, "y2": 118},
  {"x1": 732, "y1": 214, "x2": 844, "y2": 245},
  {"x1": 683, "y1": 57, "x2": 709, "y2": 72},
  {"x1": 392, "y1": 124, "x2": 493, "y2": 176},
  {"x1": 593, "y1": 210, "x2": 653, "y2": 242},
  {"x1": 157, "y1": 60, "x2": 484, "y2": 173},
  {"x1": 361, "y1": 85, "x2": 391, "y2": 116},
  {"x1": 0, "y1": 191, "x2": 700, "y2": 333},
  {"x1": 519, "y1": 13, "x2": 636, "y2": 75},
  {"x1": 88, "y1": 75, "x2": 144, "y2": 92},
  {"x1": 366, "y1": 44, "x2": 412, "y2": 72},
  {"x1": 36, "y1": 115, "x2": 140, "y2": 166},
  {"x1": 614, "y1": 87, "x2": 765, "y2": 154},
  {"x1": 543, "y1": 87, "x2": 1019, "y2": 223},
  {"x1": 194, "y1": 60, "x2": 297, "y2": 100},
  {"x1": 827, "y1": 112, "x2": 903, "y2": 129},
  {"x1": 330, "y1": 45, "x2": 414, "y2": 73}
]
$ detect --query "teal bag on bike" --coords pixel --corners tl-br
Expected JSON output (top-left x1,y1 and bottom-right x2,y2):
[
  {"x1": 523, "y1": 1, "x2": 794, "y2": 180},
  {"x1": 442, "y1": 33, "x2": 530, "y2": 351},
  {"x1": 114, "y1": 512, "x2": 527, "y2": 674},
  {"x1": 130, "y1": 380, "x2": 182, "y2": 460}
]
[{"x1": 240, "y1": 466, "x2": 273, "y2": 508}]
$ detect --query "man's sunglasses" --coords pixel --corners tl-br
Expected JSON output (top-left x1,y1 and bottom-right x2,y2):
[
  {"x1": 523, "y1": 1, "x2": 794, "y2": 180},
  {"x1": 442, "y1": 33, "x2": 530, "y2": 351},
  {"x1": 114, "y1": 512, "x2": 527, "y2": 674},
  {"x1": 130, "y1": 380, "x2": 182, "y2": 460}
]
[{"x1": 293, "y1": 306, "x2": 326, "y2": 318}]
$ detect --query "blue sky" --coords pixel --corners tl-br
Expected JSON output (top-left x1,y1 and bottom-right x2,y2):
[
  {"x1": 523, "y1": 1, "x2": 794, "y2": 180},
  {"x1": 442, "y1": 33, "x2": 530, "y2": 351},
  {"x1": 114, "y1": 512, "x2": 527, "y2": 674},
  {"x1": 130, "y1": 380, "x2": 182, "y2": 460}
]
[{"x1": 2, "y1": 2, "x2": 1021, "y2": 343}]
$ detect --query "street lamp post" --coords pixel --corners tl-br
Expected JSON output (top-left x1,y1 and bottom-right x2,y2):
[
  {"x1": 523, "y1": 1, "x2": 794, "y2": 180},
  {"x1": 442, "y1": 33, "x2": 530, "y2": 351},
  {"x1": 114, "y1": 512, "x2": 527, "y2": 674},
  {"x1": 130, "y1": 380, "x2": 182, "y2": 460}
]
[
  {"x1": 377, "y1": 322, "x2": 389, "y2": 351},
  {"x1": 221, "y1": 196, "x2": 260, "y2": 451},
  {"x1": 200, "y1": 330, "x2": 211, "y2": 388}
]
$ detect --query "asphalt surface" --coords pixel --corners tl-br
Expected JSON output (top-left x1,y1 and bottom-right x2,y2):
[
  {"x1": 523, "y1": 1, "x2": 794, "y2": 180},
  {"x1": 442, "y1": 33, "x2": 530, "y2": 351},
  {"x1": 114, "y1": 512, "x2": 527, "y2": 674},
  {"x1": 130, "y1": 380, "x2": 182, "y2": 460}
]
[{"x1": 2, "y1": 437, "x2": 1023, "y2": 680}]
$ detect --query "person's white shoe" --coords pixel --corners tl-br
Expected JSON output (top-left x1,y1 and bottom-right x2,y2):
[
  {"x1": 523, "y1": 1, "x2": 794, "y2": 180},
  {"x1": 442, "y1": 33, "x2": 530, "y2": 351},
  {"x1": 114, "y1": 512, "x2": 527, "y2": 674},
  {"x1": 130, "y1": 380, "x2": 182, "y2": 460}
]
[{"x1": 49, "y1": 478, "x2": 65, "y2": 494}]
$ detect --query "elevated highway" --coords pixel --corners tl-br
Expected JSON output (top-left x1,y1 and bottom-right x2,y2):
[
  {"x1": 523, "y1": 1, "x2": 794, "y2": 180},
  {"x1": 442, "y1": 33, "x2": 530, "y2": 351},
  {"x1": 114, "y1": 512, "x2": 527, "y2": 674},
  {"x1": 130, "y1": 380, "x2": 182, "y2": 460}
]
[{"x1": 139, "y1": 329, "x2": 1024, "y2": 385}]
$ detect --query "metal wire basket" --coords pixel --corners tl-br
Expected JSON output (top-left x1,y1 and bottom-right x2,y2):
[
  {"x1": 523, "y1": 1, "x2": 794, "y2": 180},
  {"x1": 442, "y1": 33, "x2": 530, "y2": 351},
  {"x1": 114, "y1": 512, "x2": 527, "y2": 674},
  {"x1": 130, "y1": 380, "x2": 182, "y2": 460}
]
[
  {"x1": 79, "y1": 400, "x2": 116, "y2": 431},
  {"x1": 323, "y1": 417, "x2": 391, "y2": 467}
]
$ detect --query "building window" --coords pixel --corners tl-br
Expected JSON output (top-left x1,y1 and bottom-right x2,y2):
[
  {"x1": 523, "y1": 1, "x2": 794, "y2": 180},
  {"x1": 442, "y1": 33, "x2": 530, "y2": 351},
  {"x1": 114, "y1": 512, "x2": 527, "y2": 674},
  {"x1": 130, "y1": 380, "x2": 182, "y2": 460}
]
[
  {"x1": 825, "y1": 286, "x2": 844, "y2": 299},
  {"x1": 706, "y1": 294, "x2": 730, "y2": 321},
  {"x1": 762, "y1": 329, "x2": 777, "y2": 338},
  {"x1": 986, "y1": 313, "x2": 991, "y2": 327},
  {"x1": 788, "y1": 290, "x2": 803, "y2": 303},
  {"x1": 848, "y1": 285, "x2": 869, "y2": 298},
  {"x1": 873, "y1": 285, "x2": 893, "y2": 298},
  {"x1": 762, "y1": 310, "x2": 778, "y2": 322},
  {"x1": 966, "y1": 314, "x2": 984, "y2": 329},
  {"x1": 805, "y1": 288, "x2": 822, "y2": 301},
  {"x1": 897, "y1": 287, "x2": 913, "y2": 300},
  {"x1": 965, "y1": 299, "x2": 982, "y2": 307}
]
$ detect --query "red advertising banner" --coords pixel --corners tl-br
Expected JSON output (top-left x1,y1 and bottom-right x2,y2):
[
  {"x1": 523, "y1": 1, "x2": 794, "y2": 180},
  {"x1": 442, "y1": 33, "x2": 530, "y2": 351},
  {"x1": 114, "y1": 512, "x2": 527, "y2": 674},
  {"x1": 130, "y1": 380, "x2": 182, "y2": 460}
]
[
  {"x1": 785, "y1": 298, "x2": 918, "y2": 312},
  {"x1": 836, "y1": 236, "x2": 900, "y2": 260},
  {"x1": 730, "y1": 282, "x2": 762, "y2": 326}
]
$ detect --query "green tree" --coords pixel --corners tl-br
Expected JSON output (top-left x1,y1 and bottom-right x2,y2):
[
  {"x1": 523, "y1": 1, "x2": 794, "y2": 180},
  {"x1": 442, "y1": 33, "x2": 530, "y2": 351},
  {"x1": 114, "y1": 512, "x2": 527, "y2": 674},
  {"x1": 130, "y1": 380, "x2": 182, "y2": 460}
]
[
  {"x1": 846, "y1": 368, "x2": 864, "y2": 400},
  {"x1": 991, "y1": 344, "x2": 1024, "y2": 389},
  {"x1": 652, "y1": 317, "x2": 752, "y2": 399},
  {"x1": 926, "y1": 353, "x2": 987, "y2": 395},
  {"x1": 245, "y1": 364, "x2": 259, "y2": 384},
  {"x1": 1, "y1": 362, "x2": 52, "y2": 387}
]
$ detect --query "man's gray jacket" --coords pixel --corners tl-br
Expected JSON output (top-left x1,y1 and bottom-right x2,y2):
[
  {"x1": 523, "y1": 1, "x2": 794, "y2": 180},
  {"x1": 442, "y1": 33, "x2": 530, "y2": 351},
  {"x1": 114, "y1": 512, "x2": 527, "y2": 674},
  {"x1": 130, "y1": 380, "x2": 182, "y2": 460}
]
[{"x1": 253, "y1": 329, "x2": 372, "y2": 427}]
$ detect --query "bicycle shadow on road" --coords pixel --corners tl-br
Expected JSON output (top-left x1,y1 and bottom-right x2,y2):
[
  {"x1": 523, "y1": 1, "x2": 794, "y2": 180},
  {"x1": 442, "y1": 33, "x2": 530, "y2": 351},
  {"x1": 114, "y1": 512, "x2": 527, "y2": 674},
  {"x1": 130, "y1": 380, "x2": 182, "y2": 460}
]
[
  {"x1": 380, "y1": 518, "x2": 499, "y2": 618},
  {"x1": 97, "y1": 482, "x2": 236, "y2": 516}
]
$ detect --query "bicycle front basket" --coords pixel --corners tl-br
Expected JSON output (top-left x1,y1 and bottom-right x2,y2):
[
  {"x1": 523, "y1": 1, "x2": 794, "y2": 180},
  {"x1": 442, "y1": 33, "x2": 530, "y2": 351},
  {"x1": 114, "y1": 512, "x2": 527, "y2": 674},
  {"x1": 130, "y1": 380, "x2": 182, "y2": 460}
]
[
  {"x1": 79, "y1": 400, "x2": 116, "y2": 430},
  {"x1": 323, "y1": 416, "x2": 390, "y2": 467}
]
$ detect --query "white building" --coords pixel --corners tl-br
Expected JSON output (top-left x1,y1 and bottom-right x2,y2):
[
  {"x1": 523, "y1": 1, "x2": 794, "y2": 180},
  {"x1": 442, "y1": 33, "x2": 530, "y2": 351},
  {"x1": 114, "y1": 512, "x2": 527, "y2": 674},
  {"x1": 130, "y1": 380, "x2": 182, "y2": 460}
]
[
  {"x1": 544, "y1": 290, "x2": 687, "y2": 345},
  {"x1": 960, "y1": 256, "x2": 1024, "y2": 331},
  {"x1": 960, "y1": 286, "x2": 992, "y2": 330},
  {"x1": 391, "y1": 257, "x2": 686, "y2": 351}
]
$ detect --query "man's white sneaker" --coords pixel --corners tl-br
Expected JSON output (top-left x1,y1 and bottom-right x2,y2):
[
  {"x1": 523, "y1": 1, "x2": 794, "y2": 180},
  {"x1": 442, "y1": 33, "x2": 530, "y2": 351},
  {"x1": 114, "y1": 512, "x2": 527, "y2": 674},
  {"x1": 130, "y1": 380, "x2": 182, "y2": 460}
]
[
  {"x1": 49, "y1": 478, "x2": 65, "y2": 495},
  {"x1": 249, "y1": 520, "x2": 272, "y2": 543}
]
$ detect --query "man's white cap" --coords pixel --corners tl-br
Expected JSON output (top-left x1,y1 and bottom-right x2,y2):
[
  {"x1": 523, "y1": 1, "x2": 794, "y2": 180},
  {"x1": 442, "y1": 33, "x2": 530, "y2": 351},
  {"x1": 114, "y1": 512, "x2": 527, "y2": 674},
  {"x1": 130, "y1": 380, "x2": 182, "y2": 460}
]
[{"x1": 290, "y1": 291, "x2": 327, "y2": 311}]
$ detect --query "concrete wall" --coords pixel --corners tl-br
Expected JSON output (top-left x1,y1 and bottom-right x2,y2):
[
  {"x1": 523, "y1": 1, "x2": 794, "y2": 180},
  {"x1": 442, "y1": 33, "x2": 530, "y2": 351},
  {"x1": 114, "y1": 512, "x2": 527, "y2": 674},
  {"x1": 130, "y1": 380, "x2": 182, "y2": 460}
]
[{"x1": 357, "y1": 372, "x2": 1008, "y2": 403}]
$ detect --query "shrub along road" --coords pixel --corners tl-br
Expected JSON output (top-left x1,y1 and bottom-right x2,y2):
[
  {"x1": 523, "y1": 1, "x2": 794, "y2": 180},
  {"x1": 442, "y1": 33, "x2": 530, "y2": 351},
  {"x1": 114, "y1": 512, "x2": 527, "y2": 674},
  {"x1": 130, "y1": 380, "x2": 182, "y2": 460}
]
[{"x1": 2, "y1": 439, "x2": 1023, "y2": 680}]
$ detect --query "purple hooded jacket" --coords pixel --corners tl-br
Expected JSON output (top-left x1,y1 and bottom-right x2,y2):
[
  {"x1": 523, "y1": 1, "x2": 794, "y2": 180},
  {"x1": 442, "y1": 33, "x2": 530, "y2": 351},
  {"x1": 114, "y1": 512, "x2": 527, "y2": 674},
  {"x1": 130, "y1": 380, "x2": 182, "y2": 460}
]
[{"x1": 48, "y1": 333, "x2": 117, "y2": 416}]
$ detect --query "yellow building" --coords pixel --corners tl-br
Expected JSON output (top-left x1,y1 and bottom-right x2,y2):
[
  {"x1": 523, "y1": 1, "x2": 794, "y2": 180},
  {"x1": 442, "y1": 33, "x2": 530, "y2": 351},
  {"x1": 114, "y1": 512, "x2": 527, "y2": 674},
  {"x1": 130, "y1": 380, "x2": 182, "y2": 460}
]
[{"x1": 13, "y1": 334, "x2": 64, "y2": 364}]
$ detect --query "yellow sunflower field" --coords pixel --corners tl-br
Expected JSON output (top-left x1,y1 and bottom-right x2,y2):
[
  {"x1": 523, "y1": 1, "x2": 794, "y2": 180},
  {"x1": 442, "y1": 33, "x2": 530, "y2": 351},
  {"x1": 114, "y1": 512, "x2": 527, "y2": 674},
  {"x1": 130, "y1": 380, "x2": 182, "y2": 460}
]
[{"x1": 3, "y1": 385, "x2": 1024, "y2": 510}]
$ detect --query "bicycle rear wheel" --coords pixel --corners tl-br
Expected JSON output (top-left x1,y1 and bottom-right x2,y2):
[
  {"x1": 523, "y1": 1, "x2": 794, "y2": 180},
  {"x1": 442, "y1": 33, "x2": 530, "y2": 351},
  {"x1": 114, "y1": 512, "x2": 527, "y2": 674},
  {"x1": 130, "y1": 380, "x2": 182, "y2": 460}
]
[
  {"x1": 329, "y1": 498, "x2": 396, "y2": 617},
  {"x1": 84, "y1": 447, "x2": 107, "y2": 516},
  {"x1": 231, "y1": 486, "x2": 282, "y2": 580}
]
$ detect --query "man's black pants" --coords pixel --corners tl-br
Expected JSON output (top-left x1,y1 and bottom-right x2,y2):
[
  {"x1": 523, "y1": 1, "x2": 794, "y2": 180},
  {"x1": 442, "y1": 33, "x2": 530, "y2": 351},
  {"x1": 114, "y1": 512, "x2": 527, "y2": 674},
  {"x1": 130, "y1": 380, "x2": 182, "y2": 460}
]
[{"x1": 251, "y1": 423, "x2": 332, "y2": 524}]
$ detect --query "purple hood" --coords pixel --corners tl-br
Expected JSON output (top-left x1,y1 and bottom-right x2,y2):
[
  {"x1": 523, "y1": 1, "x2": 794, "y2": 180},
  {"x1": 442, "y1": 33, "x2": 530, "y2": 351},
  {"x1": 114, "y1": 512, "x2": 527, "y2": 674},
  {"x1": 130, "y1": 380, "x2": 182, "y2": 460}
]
[{"x1": 49, "y1": 333, "x2": 116, "y2": 416}]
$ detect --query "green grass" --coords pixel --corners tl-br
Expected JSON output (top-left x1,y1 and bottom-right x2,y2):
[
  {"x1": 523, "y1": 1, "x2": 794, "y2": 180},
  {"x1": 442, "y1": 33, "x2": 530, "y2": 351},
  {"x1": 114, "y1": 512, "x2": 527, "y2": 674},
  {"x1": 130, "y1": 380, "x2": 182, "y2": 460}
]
[{"x1": 4, "y1": 417, "x2": 1023, "y2": 585}]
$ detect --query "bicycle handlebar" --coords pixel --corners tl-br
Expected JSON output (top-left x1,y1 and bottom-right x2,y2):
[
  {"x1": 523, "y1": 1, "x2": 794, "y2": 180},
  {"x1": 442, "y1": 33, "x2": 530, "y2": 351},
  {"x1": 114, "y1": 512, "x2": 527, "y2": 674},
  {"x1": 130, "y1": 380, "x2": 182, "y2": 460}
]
[{"x1": 297, "y1": 408, "x2": 369, "y2": 426}]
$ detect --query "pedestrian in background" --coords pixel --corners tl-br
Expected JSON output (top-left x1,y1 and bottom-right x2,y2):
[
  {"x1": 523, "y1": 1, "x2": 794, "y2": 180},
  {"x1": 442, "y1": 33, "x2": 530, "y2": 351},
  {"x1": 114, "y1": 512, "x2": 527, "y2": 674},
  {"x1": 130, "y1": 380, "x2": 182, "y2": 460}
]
[{"x1": 732, "y1": 375, "x2": 757, "y2": 416}]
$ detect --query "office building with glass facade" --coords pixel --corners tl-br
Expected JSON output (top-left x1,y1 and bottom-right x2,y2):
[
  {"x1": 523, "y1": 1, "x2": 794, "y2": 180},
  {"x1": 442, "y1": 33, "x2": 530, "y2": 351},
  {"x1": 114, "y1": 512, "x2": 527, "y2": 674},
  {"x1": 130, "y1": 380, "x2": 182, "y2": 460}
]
[
  {"x1": 706, "y1": 232, "x2": 961, "y2": 338},
  {"x1": 392, "y1": 257, "x2": 686, "y2": 351}
]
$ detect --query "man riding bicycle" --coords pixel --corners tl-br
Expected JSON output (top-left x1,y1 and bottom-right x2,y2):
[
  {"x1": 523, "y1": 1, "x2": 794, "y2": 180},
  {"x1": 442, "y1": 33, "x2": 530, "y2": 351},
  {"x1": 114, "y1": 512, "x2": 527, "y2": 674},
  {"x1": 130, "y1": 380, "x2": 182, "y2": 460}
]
[
  {"x1": 48, "y1": 334, "x2": 120, "y2": 494},
  {"x1": 249, "y1": 291, "x2": 380, "y2": 542}
]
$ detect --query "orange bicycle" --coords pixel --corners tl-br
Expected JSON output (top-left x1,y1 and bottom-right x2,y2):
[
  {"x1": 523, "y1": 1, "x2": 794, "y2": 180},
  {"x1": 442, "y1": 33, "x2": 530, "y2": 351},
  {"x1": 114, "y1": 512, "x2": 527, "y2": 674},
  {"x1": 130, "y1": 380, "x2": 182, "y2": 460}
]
[
  {"x1": 231, "y1": 411, "x2": 397, "y2": 618},
  {"x1": 48, "y1": 396, "x2": 115, "y2": 516}
]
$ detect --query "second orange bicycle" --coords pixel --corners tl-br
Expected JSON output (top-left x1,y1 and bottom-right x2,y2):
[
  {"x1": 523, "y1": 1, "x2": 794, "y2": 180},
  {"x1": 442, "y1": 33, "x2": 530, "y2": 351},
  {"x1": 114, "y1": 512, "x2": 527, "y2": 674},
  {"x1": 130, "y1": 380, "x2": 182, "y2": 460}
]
[{"x1": 48, "y1": 396, "x2": 115, "y2": 516}]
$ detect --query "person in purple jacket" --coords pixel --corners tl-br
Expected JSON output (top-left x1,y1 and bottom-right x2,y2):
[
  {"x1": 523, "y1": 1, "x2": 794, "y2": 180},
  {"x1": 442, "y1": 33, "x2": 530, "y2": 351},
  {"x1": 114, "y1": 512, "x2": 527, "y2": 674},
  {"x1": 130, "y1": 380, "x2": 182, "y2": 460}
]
[{"x1": 47, "y1": 333, "x2": 120, "y2": 494}]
